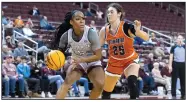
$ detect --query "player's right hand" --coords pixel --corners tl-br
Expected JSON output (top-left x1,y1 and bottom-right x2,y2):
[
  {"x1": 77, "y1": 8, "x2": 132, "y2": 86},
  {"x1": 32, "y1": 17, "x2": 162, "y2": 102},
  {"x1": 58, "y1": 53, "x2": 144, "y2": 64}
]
[{"x1": 71, "y1": 64, "x2": 77, "y2": 70}]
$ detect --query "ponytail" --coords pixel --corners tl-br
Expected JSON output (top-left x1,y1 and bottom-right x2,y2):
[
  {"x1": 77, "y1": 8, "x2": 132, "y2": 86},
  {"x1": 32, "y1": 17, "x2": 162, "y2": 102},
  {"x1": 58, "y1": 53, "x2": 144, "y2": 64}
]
[{"x1": 52, "y1": 12, "x2": 73, "y2": 49}]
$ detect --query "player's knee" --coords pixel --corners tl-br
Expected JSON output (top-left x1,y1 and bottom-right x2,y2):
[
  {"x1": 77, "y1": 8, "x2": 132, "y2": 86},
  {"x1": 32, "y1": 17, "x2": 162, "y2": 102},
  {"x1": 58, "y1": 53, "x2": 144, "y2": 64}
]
[
  {"x1": 64, "y1": 77, "x2": 74, "y2": 86},
  {"x1": 94, "y1": 80, "x2": 104, "y2": 91},
  {"x1": 103, "y1": 81, "x2": 116, "y2": 92},
  {"x1": 104, "y1": 85, "x2": 114, "y2": 92}
]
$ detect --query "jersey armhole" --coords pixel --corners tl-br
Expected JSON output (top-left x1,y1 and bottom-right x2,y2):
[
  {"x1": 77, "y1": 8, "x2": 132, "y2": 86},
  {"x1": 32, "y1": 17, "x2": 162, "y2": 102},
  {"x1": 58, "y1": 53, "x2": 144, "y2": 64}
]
[
  {"x1": 123, "y1": 22, "x2": 136, "y2": 38},
  {"x1": 123, "y1": 23, "x2": 131, "y2": 38}
]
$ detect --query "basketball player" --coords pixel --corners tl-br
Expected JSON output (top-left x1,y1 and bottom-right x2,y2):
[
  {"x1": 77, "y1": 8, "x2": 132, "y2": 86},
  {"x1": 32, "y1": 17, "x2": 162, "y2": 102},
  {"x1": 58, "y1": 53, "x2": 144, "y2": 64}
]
[
  {"x1": 99, "y1": 3, "x2": 149, "y2": 99},
  {"x1": 55, "y1": 10, "x2": 105, "y2": 99}
]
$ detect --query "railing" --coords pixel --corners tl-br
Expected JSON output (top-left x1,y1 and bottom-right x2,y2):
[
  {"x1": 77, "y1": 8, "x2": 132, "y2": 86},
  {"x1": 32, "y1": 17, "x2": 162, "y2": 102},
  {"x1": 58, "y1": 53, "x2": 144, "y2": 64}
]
[
  {"x1": 124, "y1": 19, "x2": 173, "y2": 46},
  {"x1": 13, "y1": 30, "x2": 38, "y2": 60},
  {"x1": 168, "y1": 4, "x2": 185, "y2": 16},
  {"x1": 142, "y1": 26, "x2": 172, "y2": 46},
  {"x1": 157, "y1": 30, "x2": 185, "y2": 35}
]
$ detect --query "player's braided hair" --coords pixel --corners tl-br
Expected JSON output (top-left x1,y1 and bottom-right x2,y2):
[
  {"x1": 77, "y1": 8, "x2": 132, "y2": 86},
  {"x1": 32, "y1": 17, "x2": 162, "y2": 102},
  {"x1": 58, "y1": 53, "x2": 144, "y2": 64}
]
[{"x1": 52, "y1": 10, "x2": 79, "y2": 49}]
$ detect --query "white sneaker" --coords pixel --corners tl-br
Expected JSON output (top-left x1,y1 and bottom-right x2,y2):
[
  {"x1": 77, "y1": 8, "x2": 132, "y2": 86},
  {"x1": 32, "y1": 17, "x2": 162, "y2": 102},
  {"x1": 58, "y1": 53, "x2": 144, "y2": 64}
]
[
  {"x1": 47, "y1": 92, "x2": 53, "y2": 98},
  {"x1": 41, "y1": 92, "x2": 45, "y2": 98}
]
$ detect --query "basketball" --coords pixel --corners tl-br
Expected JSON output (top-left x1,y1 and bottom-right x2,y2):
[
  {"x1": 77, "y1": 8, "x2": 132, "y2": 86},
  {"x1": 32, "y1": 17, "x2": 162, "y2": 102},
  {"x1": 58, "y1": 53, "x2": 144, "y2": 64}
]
[{"x1": 46, "y1": 50, "x2": 65, "y2": 70}]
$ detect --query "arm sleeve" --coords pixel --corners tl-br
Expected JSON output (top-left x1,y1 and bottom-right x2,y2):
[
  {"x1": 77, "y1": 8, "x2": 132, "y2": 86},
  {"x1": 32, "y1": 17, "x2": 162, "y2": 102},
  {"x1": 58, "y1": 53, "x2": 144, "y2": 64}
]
[
  {"x1": 88, "y1": 28, "x2": 101, "y2": 51},
  {"x1": 59, "y1": 32, "x2": 68, "y2": 52},
  {"x1": 123, "y1": 23, "x2": 136, "y2": 37},
  {"x1": 170, "y1": 46, "x2": 175, "y2": 54}
]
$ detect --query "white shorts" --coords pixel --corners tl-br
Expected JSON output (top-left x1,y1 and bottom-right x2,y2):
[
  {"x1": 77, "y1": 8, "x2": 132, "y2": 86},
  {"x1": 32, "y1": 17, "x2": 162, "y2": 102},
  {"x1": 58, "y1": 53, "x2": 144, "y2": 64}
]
[
  {"x1": 64, "y1": 59, "x2": 102, "y2": 74},
  {"x1": 79, "y1": 60, "x2": 102, "y2": 73}
]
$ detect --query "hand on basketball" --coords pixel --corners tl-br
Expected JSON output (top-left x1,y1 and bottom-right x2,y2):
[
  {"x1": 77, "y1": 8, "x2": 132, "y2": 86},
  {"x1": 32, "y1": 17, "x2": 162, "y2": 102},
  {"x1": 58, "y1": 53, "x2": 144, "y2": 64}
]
[{"x1": 134, "y1": 20, "x2": 141, "y2": 31}]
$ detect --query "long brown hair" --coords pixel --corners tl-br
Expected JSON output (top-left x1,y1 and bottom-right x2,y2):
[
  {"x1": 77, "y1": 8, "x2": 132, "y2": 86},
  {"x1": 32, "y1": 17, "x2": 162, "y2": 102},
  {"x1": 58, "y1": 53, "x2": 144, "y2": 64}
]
[{"x1": 106, "y1": 3, "x2": 125, "y2": 22}]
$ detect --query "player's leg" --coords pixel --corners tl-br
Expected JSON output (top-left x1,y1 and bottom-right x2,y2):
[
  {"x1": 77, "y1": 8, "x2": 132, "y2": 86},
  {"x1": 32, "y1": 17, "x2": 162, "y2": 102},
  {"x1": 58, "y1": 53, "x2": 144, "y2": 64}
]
[
  {"x1": 102, "y1": 74, "x2": 120, "y2": 99},
  {"x1": 102, "y1": 66, "x2": 122, "y2": 99},
  {"x1": 124, "y1": 63, "x2": 140, "y2": 99},
  {"x1": 56, "y1": 64, "x2": 83, "y2": 99},
  {"x1": 87, "y1": 66, "x2": 105, "y2": 99}
]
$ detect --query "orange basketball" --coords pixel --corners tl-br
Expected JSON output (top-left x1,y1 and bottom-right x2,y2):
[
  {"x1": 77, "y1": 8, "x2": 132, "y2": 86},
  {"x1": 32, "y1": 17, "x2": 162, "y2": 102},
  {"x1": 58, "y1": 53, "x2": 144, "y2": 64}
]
[{"x1": 46, "y1": 50, "x2": 65, "y2": 70}]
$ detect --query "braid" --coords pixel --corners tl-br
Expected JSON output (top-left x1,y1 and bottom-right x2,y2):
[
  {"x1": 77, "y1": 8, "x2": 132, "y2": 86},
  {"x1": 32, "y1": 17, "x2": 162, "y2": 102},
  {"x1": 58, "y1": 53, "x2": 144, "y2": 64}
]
[
  {"x1": 52, "y1": 12, "x2": 73, "y2": 49},
  {"x1": 52, "y1": 10, "x2": 81, "y2": 49}
]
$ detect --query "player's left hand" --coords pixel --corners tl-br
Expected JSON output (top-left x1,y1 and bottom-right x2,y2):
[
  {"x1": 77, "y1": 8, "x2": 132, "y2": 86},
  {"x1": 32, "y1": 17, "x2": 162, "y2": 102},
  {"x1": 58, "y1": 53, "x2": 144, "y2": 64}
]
[
  {"x1": 134, "y1": 20, "x2": 141, "y2": 31},
  {"x1": 71, "y1": 57, "x2": 85, "y2": 70},
  {"x1": 71, "y1": 56, "x2": 84, "y2": 64}
]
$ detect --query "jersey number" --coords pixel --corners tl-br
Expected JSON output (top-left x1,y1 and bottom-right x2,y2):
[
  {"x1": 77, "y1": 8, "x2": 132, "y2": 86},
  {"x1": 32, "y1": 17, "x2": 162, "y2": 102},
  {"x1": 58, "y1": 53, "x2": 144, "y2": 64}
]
[{"x1": 113, "y1": 45, "x2": 125, "y2": 55}]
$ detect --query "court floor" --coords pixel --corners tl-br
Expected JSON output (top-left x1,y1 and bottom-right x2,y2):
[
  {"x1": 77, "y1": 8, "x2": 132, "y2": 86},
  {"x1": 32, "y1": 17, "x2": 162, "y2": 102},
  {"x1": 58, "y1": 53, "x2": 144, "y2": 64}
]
[{"x1": 1, "y1": 94, "x2": 183, "y2": 100}]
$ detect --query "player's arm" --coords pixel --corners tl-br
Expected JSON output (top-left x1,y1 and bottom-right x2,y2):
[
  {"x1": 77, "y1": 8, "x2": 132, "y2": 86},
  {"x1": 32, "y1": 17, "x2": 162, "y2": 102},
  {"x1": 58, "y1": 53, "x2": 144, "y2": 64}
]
[
  {"x1": 58, "y1": 32, "x2": 69, "y2": 56},
  {"x1": 78, "y1": 29, "x2": 102, "y2": 63},
  {"x1": 125, "y1": 20, "x2": 149, "y2": 41},
  {"x1": 99, "y1": 26, "x2": 106, "y2": 47}
]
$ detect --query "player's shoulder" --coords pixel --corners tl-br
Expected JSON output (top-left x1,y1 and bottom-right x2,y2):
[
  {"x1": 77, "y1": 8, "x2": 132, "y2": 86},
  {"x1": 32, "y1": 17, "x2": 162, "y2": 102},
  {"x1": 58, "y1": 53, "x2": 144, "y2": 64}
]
[
  {"x1": 101, "y1": 23, "x2": 110, "y2": 31},
  {"x1": 61, "y1": 31, "x2": 68, "y2": 38},
  {"x1": 100, "y1": 25, "x2": 107, "y2": 34},
  {"x1": 100, "y1": 26, "x2": 106, "y2": 31}
]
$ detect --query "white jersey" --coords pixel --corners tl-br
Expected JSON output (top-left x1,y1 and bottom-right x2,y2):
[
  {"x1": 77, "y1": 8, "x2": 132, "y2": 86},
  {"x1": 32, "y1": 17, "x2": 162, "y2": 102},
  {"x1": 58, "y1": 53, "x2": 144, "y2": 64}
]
[{"x1": 67, "y1": 25, "x2": 93, "y2": 57}]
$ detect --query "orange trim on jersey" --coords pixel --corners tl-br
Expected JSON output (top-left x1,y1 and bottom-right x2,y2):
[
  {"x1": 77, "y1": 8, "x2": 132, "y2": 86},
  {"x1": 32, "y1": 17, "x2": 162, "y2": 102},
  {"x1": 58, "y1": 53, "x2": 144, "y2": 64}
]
[{"x1": 106, "y1": 57, "x2": 139, "y2": 75}]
